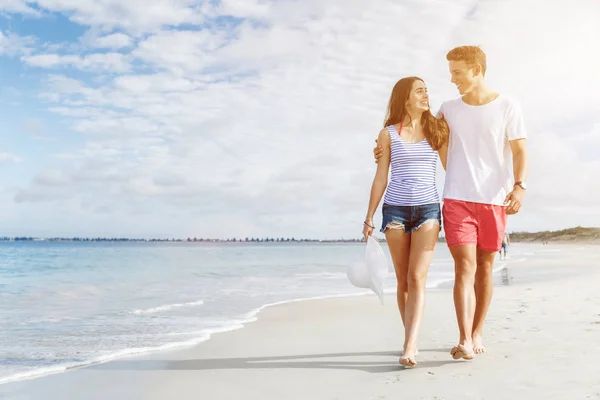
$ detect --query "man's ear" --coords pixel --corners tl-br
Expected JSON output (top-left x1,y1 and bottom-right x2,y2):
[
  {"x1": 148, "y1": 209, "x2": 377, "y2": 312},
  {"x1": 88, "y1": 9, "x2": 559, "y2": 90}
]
[{"x1": 474, "y1": 63, "x2": 483, "y2": 77}]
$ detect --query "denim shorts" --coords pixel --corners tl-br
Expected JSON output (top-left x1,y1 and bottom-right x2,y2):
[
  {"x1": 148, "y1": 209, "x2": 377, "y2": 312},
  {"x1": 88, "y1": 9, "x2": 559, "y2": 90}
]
[{"x1": 380, "y1": 203, "x2": 442, "y2": 234}]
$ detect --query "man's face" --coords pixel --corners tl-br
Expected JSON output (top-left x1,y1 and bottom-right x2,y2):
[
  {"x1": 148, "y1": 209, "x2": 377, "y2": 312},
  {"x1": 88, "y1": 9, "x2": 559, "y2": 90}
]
[{"x1": 449, "y1": 60, "x2": 477, "y2": 95}]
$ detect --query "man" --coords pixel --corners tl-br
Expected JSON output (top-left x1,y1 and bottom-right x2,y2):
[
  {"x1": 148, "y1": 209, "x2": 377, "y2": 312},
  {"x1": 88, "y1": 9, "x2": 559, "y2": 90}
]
[
  {"x1": 499, "y1": 232, "x2": 510, "y2": 260},
  {"x1": 374, "y1": 46, "x2": 528, "y2": 360}
]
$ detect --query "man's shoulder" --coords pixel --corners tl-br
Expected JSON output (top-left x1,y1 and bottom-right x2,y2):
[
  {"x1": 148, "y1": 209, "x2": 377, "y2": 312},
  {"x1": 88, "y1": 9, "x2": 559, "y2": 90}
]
[
  {"x1": 496, "y1": 95, "x2": 521, "y2": 110},
  {"x1": 440, "y1": 96, "x2": 463, "y2": 108},
  {"x1": 438, "y1": 97, "x2": 463, "y2": 116}
]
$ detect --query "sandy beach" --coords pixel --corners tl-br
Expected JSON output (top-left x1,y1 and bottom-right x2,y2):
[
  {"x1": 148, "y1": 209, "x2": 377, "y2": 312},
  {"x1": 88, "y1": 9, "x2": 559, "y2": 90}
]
[{"x1": 2, "y1": 244, "x2": 600, "y2": 400}]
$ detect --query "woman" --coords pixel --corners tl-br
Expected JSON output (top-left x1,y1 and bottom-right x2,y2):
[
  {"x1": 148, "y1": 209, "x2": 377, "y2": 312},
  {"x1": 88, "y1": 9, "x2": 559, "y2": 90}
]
[{"x1": 362, "y1": 77, "x2": 449, "y2": 367}]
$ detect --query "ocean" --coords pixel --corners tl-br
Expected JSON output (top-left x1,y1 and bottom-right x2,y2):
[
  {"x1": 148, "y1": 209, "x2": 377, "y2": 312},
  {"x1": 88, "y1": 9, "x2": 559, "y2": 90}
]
[{"x1": 0, "y1": 240, "x2": 560, "y2": 385}]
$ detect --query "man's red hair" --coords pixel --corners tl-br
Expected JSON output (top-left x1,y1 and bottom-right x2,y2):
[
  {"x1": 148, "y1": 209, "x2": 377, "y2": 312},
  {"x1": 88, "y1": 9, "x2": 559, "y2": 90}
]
[{"x1": 446, "y1": 46, "x2": 487, "y2": 76}]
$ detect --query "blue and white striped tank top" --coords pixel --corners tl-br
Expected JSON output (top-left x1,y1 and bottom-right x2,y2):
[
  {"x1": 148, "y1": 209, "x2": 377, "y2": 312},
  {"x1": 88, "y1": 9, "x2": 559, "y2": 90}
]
[{"x1": 383, "y1": 124, "x2": 439, "y2": 206}]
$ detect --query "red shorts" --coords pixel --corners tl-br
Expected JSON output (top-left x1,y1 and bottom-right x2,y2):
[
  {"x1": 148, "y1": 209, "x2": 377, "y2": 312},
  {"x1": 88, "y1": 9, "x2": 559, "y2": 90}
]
[{"x1": 442, "y1": 199, "x2": 507, "y2": 252}]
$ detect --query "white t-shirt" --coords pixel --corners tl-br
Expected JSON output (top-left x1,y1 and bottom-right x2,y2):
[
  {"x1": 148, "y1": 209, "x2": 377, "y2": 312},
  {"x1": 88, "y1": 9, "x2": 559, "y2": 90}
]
[{"x1": 438, "y1": 95, "x2": 527, "y2": 206}]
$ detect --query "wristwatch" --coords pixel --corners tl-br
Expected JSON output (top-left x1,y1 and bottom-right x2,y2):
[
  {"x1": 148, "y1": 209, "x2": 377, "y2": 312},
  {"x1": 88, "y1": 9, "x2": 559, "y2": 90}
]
[{"x1": 514, "y1": 181, "x2": 527, "y2": 190}]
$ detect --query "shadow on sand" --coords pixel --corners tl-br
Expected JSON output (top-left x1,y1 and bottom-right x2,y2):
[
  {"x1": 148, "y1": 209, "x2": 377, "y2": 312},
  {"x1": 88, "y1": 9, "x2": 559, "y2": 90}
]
[{"x1": 91, "y1": 348, "x2": 461, "y2": 374}]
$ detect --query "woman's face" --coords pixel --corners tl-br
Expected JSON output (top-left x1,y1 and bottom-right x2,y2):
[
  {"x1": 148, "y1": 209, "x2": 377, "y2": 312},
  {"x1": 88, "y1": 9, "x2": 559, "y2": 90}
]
[{"x1": 406, "y1": 80, "x2": 429, "y2": 112}]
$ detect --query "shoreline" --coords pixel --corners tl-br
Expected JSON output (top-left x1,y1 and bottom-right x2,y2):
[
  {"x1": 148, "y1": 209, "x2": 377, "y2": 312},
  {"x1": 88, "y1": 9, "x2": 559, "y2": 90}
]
[
  {"x1": 1, "y1": 243, "x2": 599, "y2": 397},
  {"x1": 2, "y1": 253, "x2": 599, "y2": 399},
  {"x1": 0, "y1": 291, "x2": 376, "y2": 387},
  {"x1": 1, "y1": 238, "x2": 599, "y2": 244},
  {"x1": 0, "y1": 268, "x2": 500, "y2": 386}
]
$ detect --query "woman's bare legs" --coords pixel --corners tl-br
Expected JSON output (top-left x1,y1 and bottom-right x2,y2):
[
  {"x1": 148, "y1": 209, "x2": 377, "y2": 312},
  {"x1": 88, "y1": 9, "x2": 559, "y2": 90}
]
[
  {"x1": 385, "y1": 226, "x2": 411, "y2": 326},
  {"x1": 401, "y1": 221, "x2": 439, "y2": 365},
  {"x1": 386, "y1": 221, "x2": 438, "y2": 366}
]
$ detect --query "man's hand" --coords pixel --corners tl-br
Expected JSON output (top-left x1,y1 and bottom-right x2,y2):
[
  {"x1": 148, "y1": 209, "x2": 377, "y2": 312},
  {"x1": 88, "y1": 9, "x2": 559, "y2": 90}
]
[
  {"x1": 373, "y1": 139, "x2": 384, "y2": 164},
  {"x1": 504, "y1": 186, "x2": 525, "y2": 215}
]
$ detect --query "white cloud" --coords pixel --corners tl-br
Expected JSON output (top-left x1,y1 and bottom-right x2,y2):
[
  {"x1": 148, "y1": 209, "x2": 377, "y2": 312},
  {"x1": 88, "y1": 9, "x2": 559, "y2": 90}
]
[
  {"x1": 23, "y1": 53, "x2": 65, "y2": 67},
  {"x1": 0, "y1": 30, "x2": 36, "y2": 56},
  {"x1": 22, "y1": 52, "x2": 131, "y2": 72},
  {"x1": 34, "y1": 169, "x2": 72, "y2": 186},
  {"x1": 114, "y1": 73, "x2": 201, "y2": 93},
  {"x1": 215, "y1": 0, "x2": 272, "y2": 20},
  {"x1": 31, "y1": 0, "x2": 208, "y2": 34},
  {"x1": 0, "y1": 0, "x2": 40, "y2": 16},
  {"x1": 133, "y1": 29, "x2": 229, "y2": 74},
  {"x1": 82, "y1": 32, "x2": 133, "y2": 49},
  {"x1": 20, "y1": 118, "x2": 57, "y2": 141},
  {"x1": 0, "y1": 152, "x2": 23, "y2": 164},
  {"x1": 5, "y1": 0, "x2": 600, "y2": 238}
]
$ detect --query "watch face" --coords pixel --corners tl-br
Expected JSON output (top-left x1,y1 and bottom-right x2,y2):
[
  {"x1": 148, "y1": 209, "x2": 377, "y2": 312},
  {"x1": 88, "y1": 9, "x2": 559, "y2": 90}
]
[{"x1": 519, "y1": 182, "x2": 527, "y2": 189}]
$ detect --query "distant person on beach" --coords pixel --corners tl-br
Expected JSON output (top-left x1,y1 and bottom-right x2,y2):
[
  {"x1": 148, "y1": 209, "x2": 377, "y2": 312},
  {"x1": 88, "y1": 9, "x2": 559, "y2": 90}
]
[
  {"x1": 499, "y1": 232, "x2": 510, "y2": 260},
  {"x1": 363, "y1": 77, "x2": 449, "y2": 367},
  {"x1": 373, "y1": 46, "x2": 528, "y2": 361}
]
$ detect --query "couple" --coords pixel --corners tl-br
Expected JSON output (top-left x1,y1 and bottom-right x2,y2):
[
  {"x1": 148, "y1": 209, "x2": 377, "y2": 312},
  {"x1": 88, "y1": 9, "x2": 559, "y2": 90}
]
[{"x1": 362, "y1": 46, "x2": 528, "y2": 367}]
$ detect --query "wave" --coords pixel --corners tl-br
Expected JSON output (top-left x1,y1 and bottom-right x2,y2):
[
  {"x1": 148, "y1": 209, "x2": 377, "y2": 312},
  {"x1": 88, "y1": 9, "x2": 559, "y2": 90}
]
[
  {"x1": 0, "y1": 335, "x2": 212, "y2": 386},
  {"x1": 30, "y1": 316, "x2": 82, "y2": 324},
  {"x1": 294, "y1": 272, "x2": 348, "y2": 279},
  {"x1": 0, "y1": 276, "x2": 461, "y2": 386},
  {"x1": 132, "y1": 300, "x2": 204, "y2": 315}
]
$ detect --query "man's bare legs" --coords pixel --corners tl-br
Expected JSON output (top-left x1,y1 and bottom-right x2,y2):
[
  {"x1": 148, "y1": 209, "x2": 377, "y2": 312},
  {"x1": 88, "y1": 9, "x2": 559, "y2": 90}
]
[
  {"x1": 449, "y1": 244, "x2": 477, "y2": 359},
  {"x1": 472, "y1": 249, "x2": 496, "y2": 354},
  {"x1": 385, "y1": 227, "x2": 411, "y2": 326},
  {"x1": 400, "y1": 222, "x2": 439, "y2": 365}
]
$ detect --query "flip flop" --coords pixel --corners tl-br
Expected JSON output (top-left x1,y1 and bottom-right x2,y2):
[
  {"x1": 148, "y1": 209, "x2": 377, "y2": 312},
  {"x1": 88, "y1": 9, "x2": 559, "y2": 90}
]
[
  {"x1": 450, "y1": 344, "x2": 475, "y2": 360},
  {"x1": 399, "y1": 356, "x2": 417, "y2": 367}
]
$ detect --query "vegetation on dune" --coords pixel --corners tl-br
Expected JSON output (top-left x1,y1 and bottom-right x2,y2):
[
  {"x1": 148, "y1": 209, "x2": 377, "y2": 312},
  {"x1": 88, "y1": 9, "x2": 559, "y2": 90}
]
[{"x1": 509, "y1": 227, "x2": 600, "y2": 242}]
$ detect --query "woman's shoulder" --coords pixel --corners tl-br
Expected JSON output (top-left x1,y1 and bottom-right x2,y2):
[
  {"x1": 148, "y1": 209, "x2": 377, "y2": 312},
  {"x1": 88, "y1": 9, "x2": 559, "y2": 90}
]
[
  {"x1": 379, "y1": 126, "x2": 393, "y2": 136},
  {"x1": 375, "y1": 127, "x2": 392, "y2": 146}
]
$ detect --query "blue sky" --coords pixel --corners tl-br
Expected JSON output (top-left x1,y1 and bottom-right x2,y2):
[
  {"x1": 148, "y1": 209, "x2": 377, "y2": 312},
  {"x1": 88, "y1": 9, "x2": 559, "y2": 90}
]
[{"x1": 1, "y1": 0, "x2": 600, "y2": 239}]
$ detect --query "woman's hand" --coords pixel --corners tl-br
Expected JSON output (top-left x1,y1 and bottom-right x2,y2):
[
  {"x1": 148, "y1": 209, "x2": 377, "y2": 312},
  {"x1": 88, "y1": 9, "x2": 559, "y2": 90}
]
[{"x1": 362, "y1": 220, "x2": 374, "y2": 241}]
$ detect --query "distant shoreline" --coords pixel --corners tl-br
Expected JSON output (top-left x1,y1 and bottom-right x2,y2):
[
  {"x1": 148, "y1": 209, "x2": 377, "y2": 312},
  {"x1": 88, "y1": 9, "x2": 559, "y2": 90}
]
[
  {"x1": 0, "y1": 238, "x2": 362, "y2": 243},
  {"x1": 1, "y1": 225, "x2": 599, "y2": 244}
]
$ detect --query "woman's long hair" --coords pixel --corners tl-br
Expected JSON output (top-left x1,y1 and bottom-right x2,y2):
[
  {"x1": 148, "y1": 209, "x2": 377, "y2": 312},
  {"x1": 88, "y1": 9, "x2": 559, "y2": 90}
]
[{"x1": 383, "y1": 77, "x2": 449, "y2": 150}]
